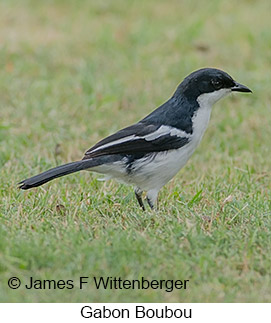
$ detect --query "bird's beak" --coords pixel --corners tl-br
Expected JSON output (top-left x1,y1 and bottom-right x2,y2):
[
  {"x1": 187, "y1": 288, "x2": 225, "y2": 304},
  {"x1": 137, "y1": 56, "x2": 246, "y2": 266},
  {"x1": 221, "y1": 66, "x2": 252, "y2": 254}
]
[{"x1": 231, "y1": 81, "x2": 252, "y2": 93}]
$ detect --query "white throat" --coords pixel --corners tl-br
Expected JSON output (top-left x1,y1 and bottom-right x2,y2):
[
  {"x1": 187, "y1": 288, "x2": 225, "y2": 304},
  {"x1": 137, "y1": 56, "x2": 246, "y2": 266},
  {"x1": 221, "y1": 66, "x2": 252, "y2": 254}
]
[
  {"x1": 191, "y1": 88, "x2": 231, "y2": 145},
  {"x1": 197, "y1": 88, "x2": 231, "y2": 107}
]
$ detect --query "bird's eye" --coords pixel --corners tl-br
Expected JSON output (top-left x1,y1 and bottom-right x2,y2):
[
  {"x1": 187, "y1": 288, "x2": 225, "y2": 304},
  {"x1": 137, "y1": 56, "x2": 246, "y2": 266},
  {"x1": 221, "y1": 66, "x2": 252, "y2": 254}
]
[{"x1": 211, "y1": 79, "x2": 223, "y2": 90}]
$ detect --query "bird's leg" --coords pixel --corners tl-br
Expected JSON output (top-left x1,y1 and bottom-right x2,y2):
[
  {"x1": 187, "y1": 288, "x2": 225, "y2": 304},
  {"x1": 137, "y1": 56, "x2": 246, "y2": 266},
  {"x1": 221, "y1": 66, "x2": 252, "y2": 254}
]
[
  {"x1": 146, "y1": 189, "x2": 159, "y2": 210},
  {"x1": 135, "y1": 188, "x2": 145, "y2": 211}
]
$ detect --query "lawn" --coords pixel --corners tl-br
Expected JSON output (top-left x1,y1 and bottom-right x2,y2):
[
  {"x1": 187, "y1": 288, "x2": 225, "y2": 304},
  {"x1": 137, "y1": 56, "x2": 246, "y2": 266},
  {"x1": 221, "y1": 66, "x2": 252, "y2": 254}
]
[{"x1": 0, "y1": 0, "x2": 271, "y2": 302}]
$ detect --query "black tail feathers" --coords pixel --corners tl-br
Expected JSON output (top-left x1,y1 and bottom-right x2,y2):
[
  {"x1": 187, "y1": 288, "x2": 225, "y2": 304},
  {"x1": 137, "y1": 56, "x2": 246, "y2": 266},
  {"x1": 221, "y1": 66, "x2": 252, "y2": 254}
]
[{"x1": 18, "y1": 159, "x2": 98, "y2": 190}]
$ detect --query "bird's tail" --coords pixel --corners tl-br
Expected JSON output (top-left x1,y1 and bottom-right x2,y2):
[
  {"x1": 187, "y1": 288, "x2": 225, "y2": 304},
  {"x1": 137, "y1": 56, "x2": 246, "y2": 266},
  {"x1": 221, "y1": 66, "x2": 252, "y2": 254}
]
[{"x1": 18, "y1": 159, "x2": 101, "y2": 190}]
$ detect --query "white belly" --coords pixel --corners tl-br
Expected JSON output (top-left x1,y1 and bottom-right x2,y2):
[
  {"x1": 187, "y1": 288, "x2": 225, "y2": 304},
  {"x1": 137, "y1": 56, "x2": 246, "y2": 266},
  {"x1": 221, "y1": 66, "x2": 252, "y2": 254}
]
[
  {"x1": 130, "y1": 104, "x2": 213, "y2": 190},
  {"x1": 91, "y1": 102, "x2": 213, "y2": 191}
]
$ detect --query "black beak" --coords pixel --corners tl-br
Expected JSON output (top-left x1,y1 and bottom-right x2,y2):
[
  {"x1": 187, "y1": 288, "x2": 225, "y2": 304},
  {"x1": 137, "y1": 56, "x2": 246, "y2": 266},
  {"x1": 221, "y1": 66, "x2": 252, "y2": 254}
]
[{"x1": 231, "y1": 81, "x2": 252, "y2": 93}]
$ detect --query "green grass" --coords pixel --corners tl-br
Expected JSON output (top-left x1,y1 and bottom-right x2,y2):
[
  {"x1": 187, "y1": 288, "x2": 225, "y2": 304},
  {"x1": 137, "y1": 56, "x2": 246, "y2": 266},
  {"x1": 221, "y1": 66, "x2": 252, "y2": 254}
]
[{"x1": 1, "y1": 0, "x2": 271, "y2": 302}]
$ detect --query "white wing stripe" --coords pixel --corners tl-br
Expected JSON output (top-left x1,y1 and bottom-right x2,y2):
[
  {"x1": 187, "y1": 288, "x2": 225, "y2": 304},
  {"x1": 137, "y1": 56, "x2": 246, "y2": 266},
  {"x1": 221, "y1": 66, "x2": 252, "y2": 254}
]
[
  {"x1": 144, "y1": 125, "x2": 191, "y2": 141},
  {"x1": 90, "y1": 135, "x2": 137, "y2": 153},
  {"x1": 90, "y1": 125, "x2": 191, "y2": 153}
]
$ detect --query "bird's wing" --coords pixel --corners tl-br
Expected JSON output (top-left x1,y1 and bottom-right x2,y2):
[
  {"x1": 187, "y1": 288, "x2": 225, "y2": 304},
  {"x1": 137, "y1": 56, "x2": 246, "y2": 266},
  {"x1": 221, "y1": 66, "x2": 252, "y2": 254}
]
[{"x1": 82, "y1": 122, "x2": 191, "y2": 159}]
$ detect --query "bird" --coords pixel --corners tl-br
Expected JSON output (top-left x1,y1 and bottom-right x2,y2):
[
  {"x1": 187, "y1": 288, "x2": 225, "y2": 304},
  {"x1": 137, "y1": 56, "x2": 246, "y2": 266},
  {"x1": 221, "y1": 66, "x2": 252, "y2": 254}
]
[{"x1": 18, "y1": 68, "x2": 252, "y2": 210}]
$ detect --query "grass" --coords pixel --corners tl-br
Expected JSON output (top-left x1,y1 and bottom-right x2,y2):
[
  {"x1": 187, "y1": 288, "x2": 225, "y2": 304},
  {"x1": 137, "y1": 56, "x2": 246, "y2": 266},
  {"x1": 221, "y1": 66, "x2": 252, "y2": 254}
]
[{"x1": 1, "y1": 0, "x2": 271, "y2": 302}]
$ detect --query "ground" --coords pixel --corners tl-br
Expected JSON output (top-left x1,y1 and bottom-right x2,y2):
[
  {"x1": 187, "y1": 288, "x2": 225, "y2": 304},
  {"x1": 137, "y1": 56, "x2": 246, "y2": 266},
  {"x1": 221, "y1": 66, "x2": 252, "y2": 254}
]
[{"x1": 0, "y1": 0, "x2": 271, "y2": 302}]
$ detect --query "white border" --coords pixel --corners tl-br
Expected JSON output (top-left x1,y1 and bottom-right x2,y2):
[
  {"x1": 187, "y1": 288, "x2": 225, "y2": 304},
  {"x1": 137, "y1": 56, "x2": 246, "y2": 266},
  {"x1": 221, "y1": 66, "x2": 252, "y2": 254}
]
[{"x1": 0, "y1": 303, "x2": 270, "y2": 323}]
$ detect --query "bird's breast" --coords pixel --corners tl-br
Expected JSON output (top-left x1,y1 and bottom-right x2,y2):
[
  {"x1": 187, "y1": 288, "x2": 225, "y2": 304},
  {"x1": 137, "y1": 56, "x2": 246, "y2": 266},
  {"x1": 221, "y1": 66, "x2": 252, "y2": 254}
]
[{"x1": 190, "y1": 104, "x2": 212, "y2": 146}]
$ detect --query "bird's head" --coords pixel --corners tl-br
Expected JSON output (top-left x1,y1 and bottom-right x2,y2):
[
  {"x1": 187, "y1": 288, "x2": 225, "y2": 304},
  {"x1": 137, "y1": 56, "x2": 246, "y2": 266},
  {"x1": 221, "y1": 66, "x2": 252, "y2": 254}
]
[{"x1": 175, "y1": 68, "x2": 252, "y2": 107}]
